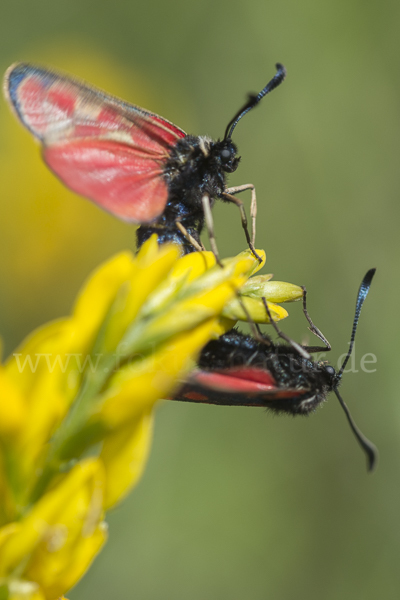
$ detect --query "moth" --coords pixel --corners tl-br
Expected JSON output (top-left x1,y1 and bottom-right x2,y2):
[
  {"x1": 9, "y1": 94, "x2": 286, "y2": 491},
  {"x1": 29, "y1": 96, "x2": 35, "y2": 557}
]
[
  {"x1": 173, "y1": 269, "x2": 378, "y2": 471},
  {"x1": 4, "y1": 62, "x2": 286, "y2": 255}
]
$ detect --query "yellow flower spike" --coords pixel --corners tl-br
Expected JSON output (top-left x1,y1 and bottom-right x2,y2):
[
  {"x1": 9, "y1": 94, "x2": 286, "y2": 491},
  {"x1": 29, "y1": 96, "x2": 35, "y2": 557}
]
[
  {"x1": 3, "y1": 320, "x2": 88, "y2": 486},
  {"x1": 16, "y1": 371, "x2": 70, "y2": 484},
  {"x1": 101, "y1": 410, "x2": 153, "y2": 509},
  {"x1": 250, "y1": 249, "x2": 266, "y2": 274},
  {"x1": 94, "y1": 320, "x2": 219, "y2": 429},
  {"x1": 185, "y1": 255, "x2": 255, "y2": 297},
  {"x1": 2, "y1": 321, "x2": 83, "y2": 499},
  {"x1": 5, "y1": 319, "x2": 72, "y2": 395},
  {"x1": 101, "y1": 244, "x2": 180, "y2": 353},
  {"x1": 222, "y1": 297, "x2": 289, "y2": 323},
  {"x1": 240, "y1": 276, "x2": 304, "y2": 303},
  {"x1": 130, "y1": 275, "x2": 250, "y2": 352},
  {"x1": 223, "y1": 248, "x2": 266, "y2": 275},
  {"x1": 25, "y1": 521, "x2": 106, "y2": 600},
  {"x1": 169, "y1": 250, "x2": 217, "y2": 282},
  {"x1": 139, "y1": 251, "x2": 217, "y2": 318},
  {"x1": 121, "y1": 254, "x2": 256, "y2": 354},
  {"x1": 135, "y1": 305, "x2": 216, "y2": 351},
  {"x1": 2, "y1": 245, "x2": 188, "y2": 489},
  {"x1": 176, "y1": 252, "x2": 255, "y2": 299},
  {"x1": 0, "y1": 458, "x2": 105, "y2": 577},
  {"x1": 73, "y1": 251, "x2": 135, "y2": 351},
  {"x1": 0, "y1": 239, "x2": 280, "y2": 597}
]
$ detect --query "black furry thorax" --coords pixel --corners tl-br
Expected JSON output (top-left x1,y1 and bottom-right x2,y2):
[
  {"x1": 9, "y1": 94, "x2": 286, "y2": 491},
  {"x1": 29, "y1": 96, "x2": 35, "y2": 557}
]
[
  {"x1": 164, "y1": 135, "x2": 240, "y2": 211},
  {"x1": 137, "y1": 135, "x2": 240, "y2": 253}
]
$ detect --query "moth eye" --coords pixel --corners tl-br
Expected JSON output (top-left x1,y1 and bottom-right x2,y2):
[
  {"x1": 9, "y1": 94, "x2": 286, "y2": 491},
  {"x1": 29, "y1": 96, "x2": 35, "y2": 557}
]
[
  {"x1": 325, "y1": 365, "x2": 336, "y2": 376},
  {"x1": 221, "y1": 148, "x2": 232, "y2": 161}
]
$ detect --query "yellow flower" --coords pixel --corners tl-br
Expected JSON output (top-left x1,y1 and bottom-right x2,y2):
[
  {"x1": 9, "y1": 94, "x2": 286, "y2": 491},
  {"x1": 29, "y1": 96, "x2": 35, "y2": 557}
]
[
  {"x1": 222, "y1": 271, "x2": 304, "y2": 325},
  {"x1": 0, "y1": 237, "x2": 263, "y2": 599},
  {"x1": 0, "y1": 459, "x2": 106, "y2": 600},
  {"x1": 0, "y1": 237, "x2": 304, "y2": 599}
]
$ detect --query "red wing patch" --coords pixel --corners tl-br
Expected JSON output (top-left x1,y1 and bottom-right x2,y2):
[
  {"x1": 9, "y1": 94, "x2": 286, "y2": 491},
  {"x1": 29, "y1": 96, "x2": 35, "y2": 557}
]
[
  {"x1": 194, "y1": 367, "x2": 278, "y2": 394},
  {"x1": 44, "y1": 139, "x2": 168, "y2": 222},
  {"x1": 173, "y1": 367, "x2": 307, "y2": 407},
  {"x1": 4, "y1": 63, "x2": 186, "y2": 221}
]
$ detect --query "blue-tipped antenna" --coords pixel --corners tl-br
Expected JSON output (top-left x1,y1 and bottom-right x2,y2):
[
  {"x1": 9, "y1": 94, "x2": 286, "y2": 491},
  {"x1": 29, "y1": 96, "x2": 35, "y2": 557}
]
[
  {"x1": 224, "y1": 63, "x2": 286, "y2": 140},
  {"x1": 334, "y1": 268, "x2": 378, "y2": 471}
]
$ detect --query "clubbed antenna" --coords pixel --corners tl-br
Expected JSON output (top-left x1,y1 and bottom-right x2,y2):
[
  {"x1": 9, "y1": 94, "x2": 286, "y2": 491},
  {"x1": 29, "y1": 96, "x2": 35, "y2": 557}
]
[
  {"x1": 337, "y1": 268, "x2": 376, "y2": 380},
  {"x1": 334, "y1": 268, "x2": 377, "y2": 471},
  {"x1": 224, "y1": 63, "x2": 287, "y2": 140}
]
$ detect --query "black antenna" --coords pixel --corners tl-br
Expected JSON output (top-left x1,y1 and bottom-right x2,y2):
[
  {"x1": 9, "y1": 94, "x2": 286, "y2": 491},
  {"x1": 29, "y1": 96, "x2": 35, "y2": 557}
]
[
  {"x1": 334, "y1": 388, "x2": 378, "y2": 471},
  {"x1": 337, "y1": 268, "x2": 376, "y2": 380},
  {"x1": 224, "y1": 63, "x2": 287, "y2": 140},
  {"x1": 334, "y1": 268, "x2": 377, "y2": 471}
]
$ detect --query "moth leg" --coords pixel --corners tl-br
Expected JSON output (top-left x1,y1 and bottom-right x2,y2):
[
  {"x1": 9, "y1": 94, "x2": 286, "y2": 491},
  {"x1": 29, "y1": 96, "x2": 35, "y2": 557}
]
[
  {"x1": 175, "y1": 220, "x2": 205, "y2": 252},
  {"x1": 224, "y1": 183, "x2": 257, "y2": 246},
  {"x1": 201, "y1": 194, "x2": 223, "y2": 266},
  {"x1": 202, "y1": 193, "x2": 260, "y2": 339},
  {"x1": 222, "y1": 190, "x2": 262, "y2": 262},
  {"x1": 261, "y1": 297, "x2": 312, "y2": 360},
  {"x1": 299, "y1": 286, "x2": 332, "y2": 353}
]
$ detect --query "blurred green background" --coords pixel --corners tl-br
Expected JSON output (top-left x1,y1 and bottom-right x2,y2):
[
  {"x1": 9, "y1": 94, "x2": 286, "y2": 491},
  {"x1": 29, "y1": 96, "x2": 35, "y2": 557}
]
[{"x1": 0, "y1": 0, "x2": 399, "y2": 598}]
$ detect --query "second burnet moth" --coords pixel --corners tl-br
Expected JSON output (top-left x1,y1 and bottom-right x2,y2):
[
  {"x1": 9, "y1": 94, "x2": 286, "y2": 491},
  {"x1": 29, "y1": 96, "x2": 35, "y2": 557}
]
[
  {"x1": 3, "y1": 62, "x2": 286, "y2": 256},
  {"x1": 172, "y1": 269, "x2": 378, "y2": 471}
]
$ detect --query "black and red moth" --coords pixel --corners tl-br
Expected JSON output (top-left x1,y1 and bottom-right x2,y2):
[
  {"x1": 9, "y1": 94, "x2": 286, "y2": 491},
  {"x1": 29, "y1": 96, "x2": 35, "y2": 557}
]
[
  {"x1": 173, "y1": 269, "x2": 378, "y2": 471},
  {"x1": 3, "y1": 62, "x2": 285, "y2": 254}
]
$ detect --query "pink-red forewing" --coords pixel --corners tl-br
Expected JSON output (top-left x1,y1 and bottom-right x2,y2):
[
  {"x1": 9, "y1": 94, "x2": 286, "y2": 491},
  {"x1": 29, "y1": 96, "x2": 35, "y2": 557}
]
[{"x1": 4, "y1": 63, "x2": 186, "y2": 222}]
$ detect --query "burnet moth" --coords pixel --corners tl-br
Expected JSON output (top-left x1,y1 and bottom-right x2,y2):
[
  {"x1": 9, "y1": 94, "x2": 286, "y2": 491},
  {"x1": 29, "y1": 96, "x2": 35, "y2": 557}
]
[
  {"x1": 173, "y1": 269, "x2": 378, "y2": 471},
  {"x1": 3, "y1": 62, "x2": 286, "y2": 256}
]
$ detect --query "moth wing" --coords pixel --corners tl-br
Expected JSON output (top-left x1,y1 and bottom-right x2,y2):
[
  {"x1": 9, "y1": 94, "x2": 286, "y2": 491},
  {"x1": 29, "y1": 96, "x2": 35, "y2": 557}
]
[
  {"x1": 4, "y1": 63, "x2": 187, "y2": 222},
  {"x1": 173, "y1": 367, "x2": 307, "y2": 406},
  {"x1": 43, "y1": 139, "x2": 167, "y2": 222}
]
